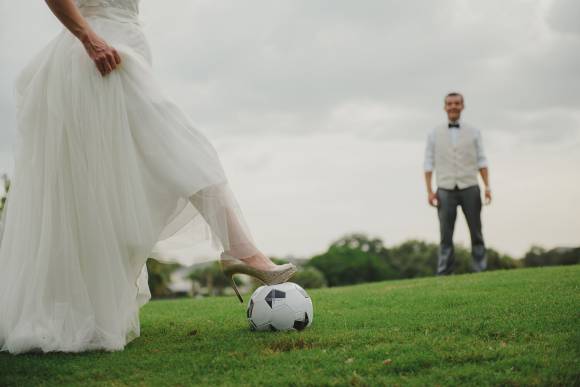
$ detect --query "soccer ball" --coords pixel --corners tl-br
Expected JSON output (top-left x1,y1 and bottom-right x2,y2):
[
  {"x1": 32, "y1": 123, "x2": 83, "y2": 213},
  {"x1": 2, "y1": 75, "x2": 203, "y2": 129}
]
[{"x1": 246, "y1": 282, "x2": 313, "y2": 331}]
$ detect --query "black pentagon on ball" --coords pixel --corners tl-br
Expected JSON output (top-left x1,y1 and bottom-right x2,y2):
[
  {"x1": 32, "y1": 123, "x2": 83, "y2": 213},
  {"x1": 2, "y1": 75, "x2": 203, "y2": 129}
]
[
  {"x1": 247, "y1": 299, "x2": 254, "y2": 318},
  {"x1": 265, "y1": 289, "x2": 286, "y2": 308},
  {"x1": 292, "y1": 312, "x2": 310, "y2": 331}
]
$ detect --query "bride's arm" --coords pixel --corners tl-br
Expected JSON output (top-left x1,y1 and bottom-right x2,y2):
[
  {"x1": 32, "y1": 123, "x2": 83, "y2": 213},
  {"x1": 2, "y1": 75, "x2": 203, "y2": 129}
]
[{"x1": 44, "y1": 0, "x2": 121, "y2": 76}]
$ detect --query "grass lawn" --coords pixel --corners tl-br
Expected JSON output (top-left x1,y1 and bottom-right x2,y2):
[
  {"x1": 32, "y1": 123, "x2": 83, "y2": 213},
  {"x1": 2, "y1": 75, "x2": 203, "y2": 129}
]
[{"x1": 1, "y1": 265, "x2": 578, "y2": 386}]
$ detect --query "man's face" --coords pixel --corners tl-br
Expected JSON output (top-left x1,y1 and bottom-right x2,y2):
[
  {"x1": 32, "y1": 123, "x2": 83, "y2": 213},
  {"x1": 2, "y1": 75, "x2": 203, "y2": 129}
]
[{"x1": 444, "y1": 95, "x2": 464, "y2": 122}]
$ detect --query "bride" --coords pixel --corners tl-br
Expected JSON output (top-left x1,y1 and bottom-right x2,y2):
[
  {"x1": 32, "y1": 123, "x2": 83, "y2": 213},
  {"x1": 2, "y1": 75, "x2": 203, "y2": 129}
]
[{"x1": 0, "y1": 0, "x2": 296, "y2": 354}]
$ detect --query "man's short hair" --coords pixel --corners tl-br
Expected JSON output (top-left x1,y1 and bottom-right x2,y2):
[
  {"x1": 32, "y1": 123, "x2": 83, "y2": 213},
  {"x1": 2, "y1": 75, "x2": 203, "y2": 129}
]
[{"x1": 444, "y1": 92, "x2": 464, "y2": 104}]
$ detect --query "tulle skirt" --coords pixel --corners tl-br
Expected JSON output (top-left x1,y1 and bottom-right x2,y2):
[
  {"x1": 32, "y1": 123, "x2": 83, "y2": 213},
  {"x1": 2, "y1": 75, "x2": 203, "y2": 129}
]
[{"x1": 0, "y1": 9, "x2": 257, "y2": 354}]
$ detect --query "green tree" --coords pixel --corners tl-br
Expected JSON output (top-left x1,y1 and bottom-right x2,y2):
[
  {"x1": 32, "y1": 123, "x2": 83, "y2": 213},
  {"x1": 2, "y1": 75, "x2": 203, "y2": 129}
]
[
  {"x1": 388, "y1": 240, "x2": 519, "y2": 276},
  {"x1": 523, "y1": 246, "x2": 547, "y2": 267},
  {"x1": 307, "y1": 233, "x2": 397, "y2": 287},
  {"x1": 452, "y1": 245, "x2": 476, "y2": 274},
  {"x1": 389, "y1": 239, "x2": 438, "y2": 278},
  {"x1": 523, "y1": 246, "x2": 580, "y2": 267},
  {"x1": 486, "y1": 247, "x2": 520, "y2": 270},
  {"x1": 289, "y1": 266, "x2": 327, "y2": 289},
  {"x1": 146, "y1": 258, "x2": 181, "y2": 298},
  {"x1": 188, "y1": 261, "x2": 242, "y2": 296}
]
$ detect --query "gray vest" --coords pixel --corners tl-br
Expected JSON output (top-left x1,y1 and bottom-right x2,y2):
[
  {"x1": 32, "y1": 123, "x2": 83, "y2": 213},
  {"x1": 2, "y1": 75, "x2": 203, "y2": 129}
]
[{"x1": 434, "y1": 123, "x2": 479, "y2": 190}]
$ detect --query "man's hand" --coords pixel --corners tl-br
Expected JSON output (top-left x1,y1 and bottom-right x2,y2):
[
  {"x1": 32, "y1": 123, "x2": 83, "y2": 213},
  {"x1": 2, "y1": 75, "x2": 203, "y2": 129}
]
[
  {"x1": 424, "y1": 171, "x2": 438, "y2": 207},
  {"x1": 479, "y1": 168, "x2": 492, "y2": 205},
  {"x1": 484, "y1": 188, "x2": 492, "y2": 205},
  {"x1": 428, "y1": 191, "x2": 438, "y2": 207}
]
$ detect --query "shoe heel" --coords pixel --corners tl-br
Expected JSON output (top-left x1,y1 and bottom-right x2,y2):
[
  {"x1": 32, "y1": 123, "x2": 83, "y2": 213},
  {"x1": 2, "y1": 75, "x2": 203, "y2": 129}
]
[{"x1": 229, "y1": 276, "x2": 244, "y2": 304}]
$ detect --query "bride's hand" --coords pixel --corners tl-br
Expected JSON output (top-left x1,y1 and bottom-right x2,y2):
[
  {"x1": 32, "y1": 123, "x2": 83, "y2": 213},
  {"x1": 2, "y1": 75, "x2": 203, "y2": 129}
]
[{"x1": 81, "y1": 30, "x2": 121, "y2": 77}]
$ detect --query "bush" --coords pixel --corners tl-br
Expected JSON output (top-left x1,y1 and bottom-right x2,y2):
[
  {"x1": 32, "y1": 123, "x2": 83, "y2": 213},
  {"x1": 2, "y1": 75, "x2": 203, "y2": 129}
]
[
  {"x1": 189, "y1": 262, "x2": 242, "y2": 296},
  {"x1": 290, "y1": 266, "x2": 327, "y2": 289},
  {"x1": 308, "y1": 234, "x2": 397, "y2": 287},
  {"x1": 523, "y1": 246, "x2": 580, "y2": 267},
  {"x1": 146, "y1": 258, "x2": 181, "y2": 298},
  {"x1": 486, "y1": 248, "x2": 521, "y2": 270},
  {"x1": 388, "y1": 240, "x2": 438, "y2": 278}
]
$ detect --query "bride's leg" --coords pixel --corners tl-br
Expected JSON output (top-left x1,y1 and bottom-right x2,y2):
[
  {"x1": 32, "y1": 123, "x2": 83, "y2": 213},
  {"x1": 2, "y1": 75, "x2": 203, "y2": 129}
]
[{"x1": 187, "y1": 182, "x2": 278, "y2": 270}]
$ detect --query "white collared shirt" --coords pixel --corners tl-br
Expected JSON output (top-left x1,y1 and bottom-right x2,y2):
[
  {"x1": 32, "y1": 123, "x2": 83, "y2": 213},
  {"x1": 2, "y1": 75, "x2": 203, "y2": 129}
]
[{"x1": 423, "y1": 121, "x2": 488, "y2": 172}]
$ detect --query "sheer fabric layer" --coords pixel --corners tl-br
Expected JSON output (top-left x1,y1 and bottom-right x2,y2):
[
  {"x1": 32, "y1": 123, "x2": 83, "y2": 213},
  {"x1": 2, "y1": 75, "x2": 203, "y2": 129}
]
[{"x1": 0, "y1": 5, "x2": 257, "y2": 354}]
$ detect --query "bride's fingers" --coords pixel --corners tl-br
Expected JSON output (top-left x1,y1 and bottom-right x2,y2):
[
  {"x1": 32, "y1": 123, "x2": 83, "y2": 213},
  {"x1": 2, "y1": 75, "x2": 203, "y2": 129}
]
[
  {"x1": 95, "y1": 61, "x2": 106, "y2": 76},
  {"x1": 106, "y1": 52, "x2": 117, "y2": 71},
  {"x1": 113, "y1": 50, "x2": 121, "y2": 65},
  {"x1": 100, "y1": 58, "x2": 113, "y2": 76},
  {"x1": 104, "y1": 62, "x2": 113, "y2": 75}
]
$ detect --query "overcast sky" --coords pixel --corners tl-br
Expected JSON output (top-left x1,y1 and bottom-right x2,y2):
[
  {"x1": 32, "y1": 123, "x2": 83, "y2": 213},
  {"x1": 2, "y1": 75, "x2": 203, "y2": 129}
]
[{"x1": 1, "y1": 0, "x2": 579, "y2": 259}]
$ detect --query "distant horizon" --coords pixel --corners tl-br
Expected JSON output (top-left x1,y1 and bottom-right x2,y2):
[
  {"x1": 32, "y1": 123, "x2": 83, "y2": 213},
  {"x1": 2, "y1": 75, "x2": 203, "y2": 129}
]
[
  {"x1": 1, "y1": 0, "x2": 579, "y2": 259},
  {"x1": 3, "y1": 170, "x2": 575, "y2": 262}
]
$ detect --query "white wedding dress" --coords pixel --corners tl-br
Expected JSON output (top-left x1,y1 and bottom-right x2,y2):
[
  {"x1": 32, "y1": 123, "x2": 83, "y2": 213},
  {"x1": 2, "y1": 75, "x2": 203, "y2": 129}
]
[{"x1": 0, "y1": 0, "x2": 260, "y2": 354}]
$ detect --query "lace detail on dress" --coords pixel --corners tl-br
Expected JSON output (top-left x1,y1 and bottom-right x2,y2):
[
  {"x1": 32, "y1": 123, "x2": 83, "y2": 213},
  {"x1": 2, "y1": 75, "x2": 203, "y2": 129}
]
[{"x1": 75, "y1": 0, "x2": 139, "y2": 14}]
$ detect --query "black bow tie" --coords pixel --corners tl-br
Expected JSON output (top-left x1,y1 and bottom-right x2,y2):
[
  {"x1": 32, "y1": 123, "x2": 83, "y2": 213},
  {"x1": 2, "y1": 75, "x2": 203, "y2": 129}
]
[{"x1": 448, "y1": 123, "x2": 460, "y2": 128}]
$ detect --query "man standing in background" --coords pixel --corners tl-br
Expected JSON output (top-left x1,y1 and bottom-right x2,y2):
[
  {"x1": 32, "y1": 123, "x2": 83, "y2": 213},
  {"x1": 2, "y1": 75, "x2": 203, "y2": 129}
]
[{"x1": 424, "y1": 92, "x2": 492, "y2": 275}]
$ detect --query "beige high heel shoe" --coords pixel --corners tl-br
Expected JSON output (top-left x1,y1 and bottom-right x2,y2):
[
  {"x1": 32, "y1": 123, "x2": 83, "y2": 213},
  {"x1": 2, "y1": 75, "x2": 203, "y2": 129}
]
[{"x1": 219, "y1": 252, "x2": 297, "y2": 303}]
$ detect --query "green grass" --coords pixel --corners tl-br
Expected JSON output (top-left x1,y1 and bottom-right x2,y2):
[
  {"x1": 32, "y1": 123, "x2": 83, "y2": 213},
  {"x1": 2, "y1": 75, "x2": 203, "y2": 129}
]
[{"x1": 1, "y1": 266, "x2": 579, "y2": 386}]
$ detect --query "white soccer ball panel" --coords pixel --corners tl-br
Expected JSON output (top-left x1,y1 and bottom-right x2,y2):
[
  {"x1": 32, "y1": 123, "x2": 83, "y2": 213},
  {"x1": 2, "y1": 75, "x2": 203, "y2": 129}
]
[
  {"x1": 293, "y1": 283, "x2": 310, "y2": 298},
  {"x1": 284, "y1": 287, "x2": 310, "y2": 312},
  {"x1": 250, "y1": 285, "x2": 270, "y2": 301},
  {"x1": 271, "y1": 304, "x2": 296, "y2": 331},
  {"x1": 248, "y1": 297, "x2": 272, "y2": 327}
]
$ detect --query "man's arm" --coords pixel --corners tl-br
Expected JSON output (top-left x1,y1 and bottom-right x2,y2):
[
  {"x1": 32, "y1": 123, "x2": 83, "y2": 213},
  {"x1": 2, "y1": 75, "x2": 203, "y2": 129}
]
[
  {"x1": 425, "y1": 171, "x2": 438, "y2": 207},
  {"x1": 424, "y1": 130, "x2": 438, "y2": 207},
  {"x1": 479, "y1": 167, "x2": 492, "y2": 204},
  {"x1": 475, "y1": 129, "x2": 491, "y2": 204}
]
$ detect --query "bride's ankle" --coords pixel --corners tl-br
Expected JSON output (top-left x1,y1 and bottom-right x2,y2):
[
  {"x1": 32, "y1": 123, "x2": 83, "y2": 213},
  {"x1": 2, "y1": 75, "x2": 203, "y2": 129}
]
[
  {"x1": 237, "y1": 251, "x2": 261, "y2": 261},
  {"x1": 239, "y1": 253, "x2": 278, "y2": 267}
]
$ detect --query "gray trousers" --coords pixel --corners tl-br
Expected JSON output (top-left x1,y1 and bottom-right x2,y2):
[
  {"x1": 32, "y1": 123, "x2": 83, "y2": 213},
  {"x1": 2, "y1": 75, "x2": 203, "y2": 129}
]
[{"x1": 436, "y1": 185, "x2": 486, "y2": 275}]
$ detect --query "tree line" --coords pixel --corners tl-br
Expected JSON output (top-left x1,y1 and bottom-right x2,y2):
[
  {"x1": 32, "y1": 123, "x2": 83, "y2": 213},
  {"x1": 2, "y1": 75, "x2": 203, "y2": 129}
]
[
  {"x1": 0, "y1": 175, "x2": 577, "y2": 297},
  {"x1": 149, "y1": 233, "x2": 579, "y2": 298}
]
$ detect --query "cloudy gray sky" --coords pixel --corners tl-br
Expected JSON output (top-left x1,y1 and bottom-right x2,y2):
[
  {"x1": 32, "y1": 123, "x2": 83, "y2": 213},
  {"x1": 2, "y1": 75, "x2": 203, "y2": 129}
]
[{"x1": 1, "y1": 0, "x2": 579, "y2": 259}]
